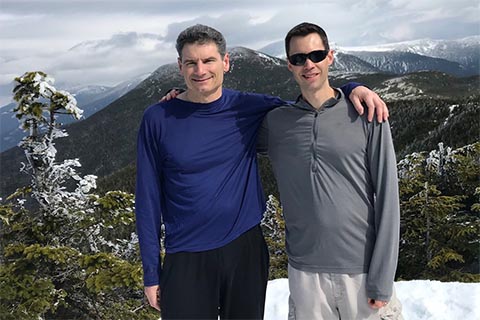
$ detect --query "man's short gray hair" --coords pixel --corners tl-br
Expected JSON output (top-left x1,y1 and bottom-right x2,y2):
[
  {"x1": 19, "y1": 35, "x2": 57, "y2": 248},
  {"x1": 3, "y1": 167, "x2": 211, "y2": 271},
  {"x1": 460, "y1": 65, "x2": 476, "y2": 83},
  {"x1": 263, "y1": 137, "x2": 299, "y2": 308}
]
[{"x1": 176, "y1": 24, "x2": 227, "y2": 59}]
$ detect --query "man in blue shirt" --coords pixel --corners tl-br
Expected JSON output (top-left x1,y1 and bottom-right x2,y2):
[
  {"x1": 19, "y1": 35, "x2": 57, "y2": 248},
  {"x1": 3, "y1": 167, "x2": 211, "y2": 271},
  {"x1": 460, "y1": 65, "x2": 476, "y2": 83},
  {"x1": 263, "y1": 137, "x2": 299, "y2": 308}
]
[{"x1": 136, "y1": 24, "x2": 388, "y2": 319}]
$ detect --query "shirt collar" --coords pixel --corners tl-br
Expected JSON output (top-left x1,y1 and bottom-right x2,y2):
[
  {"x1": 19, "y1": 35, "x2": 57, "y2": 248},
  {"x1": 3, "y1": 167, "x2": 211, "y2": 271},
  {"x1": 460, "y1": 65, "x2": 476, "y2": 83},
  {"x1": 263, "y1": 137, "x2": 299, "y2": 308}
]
[{"x1": 296, "y1": 88, "x2": 342, "y2": 110}]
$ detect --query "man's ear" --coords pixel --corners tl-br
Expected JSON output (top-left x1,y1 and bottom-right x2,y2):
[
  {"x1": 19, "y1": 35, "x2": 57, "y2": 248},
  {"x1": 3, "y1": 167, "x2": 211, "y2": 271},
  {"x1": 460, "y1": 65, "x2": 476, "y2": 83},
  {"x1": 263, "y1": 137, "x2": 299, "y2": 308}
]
[
  {"x1": 287, "y1": 60, "x2": 294, "y2": 72},
  {"x1": 177, "y1": 57, "x2": 182, "y2": 71},
  {"x1": 223, "y1": 53, "x2": 230, "y2": 72},
  {"x1": 327, "y1": 50, "x2": 334, "y2": 66}
]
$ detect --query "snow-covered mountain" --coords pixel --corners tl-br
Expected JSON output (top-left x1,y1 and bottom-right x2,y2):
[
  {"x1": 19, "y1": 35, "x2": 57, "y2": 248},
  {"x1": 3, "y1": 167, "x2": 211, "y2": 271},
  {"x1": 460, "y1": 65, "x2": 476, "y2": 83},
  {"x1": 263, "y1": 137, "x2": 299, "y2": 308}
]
[
  {"x1": 72, "y1": 72, "x2": 151, "y2": 118},
  {"x1": 257, "y1": 41, "x2": 286, "y2": 59},
  {"x1": 0, "y1": 73, "x2": 149, "y2": 152},
  {"x1": 258, "y1": 37, "x2": 479, "y2": 77},
  {"x1": 331, "y1": 52, "x2": 382, "y2": 73},
  {"x1": 342, "y1": 36, "x2": 480, "y2": 71},
  {"x1": 2, "y1": 45, "x2": 478, "y2": 198},
  {"x1": 341, "y1": 51, "x2": 470, "y2": 76}
]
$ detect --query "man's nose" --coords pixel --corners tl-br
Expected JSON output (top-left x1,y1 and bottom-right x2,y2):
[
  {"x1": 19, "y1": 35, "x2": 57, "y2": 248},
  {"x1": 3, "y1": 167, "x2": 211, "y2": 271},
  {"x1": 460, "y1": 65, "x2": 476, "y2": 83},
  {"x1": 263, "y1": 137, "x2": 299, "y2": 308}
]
[
  {"x1": 303, "y1": 58, "x2": 316, "y2": 69},
  {"x1": 195, "y1": 62, "x2": 206, "y2": 74}
]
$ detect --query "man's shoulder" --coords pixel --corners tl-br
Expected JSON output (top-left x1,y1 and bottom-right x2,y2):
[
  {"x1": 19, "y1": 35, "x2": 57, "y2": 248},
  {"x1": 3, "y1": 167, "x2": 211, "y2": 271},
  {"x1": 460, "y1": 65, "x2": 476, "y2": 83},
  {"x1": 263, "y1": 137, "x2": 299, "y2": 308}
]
[
  {"x1": 265, "y1": 103, "x2": 298, "y2": 121},
  {"x1": 144, "y1": 101, "x2": 165, "y2": 116},
  {"x1": 142, "y1": 100, "x2": 181, "y2": 121},
  {"x1": 224, "y1": 88, "x2": 285, "y2": 105},
  {"x1": 269, "y1": 103, "x2": 296, "y2": 112}
]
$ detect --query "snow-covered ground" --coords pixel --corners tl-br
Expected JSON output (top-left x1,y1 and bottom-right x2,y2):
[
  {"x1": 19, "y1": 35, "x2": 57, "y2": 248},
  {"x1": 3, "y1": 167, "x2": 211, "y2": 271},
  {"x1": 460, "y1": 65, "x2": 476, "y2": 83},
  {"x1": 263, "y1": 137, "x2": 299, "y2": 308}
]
[{"x1": 265, "y1": 279, "x2": 480, "y2": 320}]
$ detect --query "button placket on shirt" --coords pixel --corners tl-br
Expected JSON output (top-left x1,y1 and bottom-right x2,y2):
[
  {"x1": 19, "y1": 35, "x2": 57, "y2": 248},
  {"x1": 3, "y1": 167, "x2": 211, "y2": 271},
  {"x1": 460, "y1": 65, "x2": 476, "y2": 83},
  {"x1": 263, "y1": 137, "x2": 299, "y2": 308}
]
[{"x1": 310, "y1": 108, "x2": 325, "y2": 173}]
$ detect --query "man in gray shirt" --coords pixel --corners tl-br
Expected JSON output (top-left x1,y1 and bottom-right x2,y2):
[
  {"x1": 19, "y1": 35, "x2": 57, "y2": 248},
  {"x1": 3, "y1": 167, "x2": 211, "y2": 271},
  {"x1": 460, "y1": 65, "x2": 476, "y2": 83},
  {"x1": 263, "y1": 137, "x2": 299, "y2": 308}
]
[{"x1": 258, "y1": 22, "x2": 402, "y2": 319}]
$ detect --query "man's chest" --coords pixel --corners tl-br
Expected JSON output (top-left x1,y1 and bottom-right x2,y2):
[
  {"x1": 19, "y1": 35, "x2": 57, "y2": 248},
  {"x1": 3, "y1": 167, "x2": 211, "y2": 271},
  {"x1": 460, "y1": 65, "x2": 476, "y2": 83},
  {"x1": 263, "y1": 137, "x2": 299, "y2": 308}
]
[
  {"x1": 159, "y1": 113, "x2": 258, "y2": 170},
  {"x1": 267, "y1": 110, "x2": 369, "y2": 166}
]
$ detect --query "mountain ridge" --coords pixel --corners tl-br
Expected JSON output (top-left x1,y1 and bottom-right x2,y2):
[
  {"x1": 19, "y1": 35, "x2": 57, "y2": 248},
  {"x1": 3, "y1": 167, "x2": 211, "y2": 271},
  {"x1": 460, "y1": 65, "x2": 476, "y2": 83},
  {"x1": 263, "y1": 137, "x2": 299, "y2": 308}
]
[
  {"x1": 258, "y1": 36, "x2": 480, "y2": 77},
  {"x1": 0, "y1": 73, "x2": 150, "y2": 152},
  {"x1": 0, "y1": 46, "x2": 478, "y2": 198}
]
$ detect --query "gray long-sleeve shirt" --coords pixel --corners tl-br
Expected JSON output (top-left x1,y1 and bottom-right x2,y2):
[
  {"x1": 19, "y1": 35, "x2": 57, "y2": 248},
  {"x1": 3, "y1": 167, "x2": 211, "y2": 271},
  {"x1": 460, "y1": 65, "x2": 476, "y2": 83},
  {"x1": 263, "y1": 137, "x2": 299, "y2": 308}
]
[{"x1": 258, "y1": 89, "x2": 400, "y2": 301}]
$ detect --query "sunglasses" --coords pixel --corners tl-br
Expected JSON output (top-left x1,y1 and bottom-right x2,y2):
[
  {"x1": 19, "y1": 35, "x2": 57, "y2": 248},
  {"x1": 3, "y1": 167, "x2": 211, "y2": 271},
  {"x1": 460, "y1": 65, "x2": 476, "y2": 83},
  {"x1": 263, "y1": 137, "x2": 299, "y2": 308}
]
[{"x1": 288, "y1": 50, "x2": 329, "y2": 66}]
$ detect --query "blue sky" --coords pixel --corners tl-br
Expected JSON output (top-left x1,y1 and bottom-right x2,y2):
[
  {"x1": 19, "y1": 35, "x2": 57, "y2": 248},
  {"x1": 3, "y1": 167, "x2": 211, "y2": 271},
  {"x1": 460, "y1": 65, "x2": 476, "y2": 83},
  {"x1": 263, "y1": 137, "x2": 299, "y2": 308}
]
[{"x1": 0, "y1": 0, "x2": 479, "y2": 104}]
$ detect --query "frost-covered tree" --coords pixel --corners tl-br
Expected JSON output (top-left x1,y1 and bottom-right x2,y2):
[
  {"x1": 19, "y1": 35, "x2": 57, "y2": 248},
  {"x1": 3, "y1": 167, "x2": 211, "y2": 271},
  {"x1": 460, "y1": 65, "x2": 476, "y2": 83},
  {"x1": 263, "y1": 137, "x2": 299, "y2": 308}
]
[
  {"x1": 397, "y1": 142, "x2": 480, "y2": 281},
  {"x1": 0, "y1": 72, "x2": 158, "y2": 319},
  {"x1": 261, "y1": 195, "x2": 288, "y2": 279}
]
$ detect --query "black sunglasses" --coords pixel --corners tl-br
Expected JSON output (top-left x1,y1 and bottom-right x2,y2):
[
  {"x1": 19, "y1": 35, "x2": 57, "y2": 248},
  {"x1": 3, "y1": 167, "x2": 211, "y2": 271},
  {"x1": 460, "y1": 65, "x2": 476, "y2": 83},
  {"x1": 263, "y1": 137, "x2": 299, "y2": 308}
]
[{"x1": 288, "y1": 50, "x2": 329, "y2": 66}]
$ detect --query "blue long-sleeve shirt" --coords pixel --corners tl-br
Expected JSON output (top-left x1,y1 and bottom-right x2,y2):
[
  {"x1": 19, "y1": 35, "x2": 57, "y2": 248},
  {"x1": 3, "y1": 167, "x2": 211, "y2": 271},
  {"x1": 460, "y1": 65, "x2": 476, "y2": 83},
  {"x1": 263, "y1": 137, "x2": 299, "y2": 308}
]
[
  {"x1": 135, "y1": 85, "x2": 359, "y2": 286},
  {"x1": 136, "y1": 88, "x2": 283, "y2": 285}
]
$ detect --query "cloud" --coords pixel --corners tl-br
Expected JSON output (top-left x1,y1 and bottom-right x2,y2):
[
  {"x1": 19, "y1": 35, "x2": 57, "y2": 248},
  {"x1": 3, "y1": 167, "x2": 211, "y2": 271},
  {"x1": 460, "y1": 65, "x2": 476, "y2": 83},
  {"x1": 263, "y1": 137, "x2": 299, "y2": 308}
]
[
  {"x1": 49, "y1": 33, "x2": 176, "y2": 85},
  {"x1": 380, "y1": 24, "x2": 415, "y2": 42},
  {"x1": 0, "y1": 0, "x2": 478, "y2": 105},
  {"x1": 0, "y1": 32, "x2": 178, "y2": 104},
  {"x1": 162, "y1": 11, "x2": 287, "y2": 49}
]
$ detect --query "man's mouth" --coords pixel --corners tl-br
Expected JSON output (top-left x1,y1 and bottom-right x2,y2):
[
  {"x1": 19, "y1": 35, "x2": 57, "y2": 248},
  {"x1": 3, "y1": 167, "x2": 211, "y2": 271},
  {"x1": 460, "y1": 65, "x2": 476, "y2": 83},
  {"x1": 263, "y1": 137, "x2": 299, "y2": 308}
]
[
  {"x1": 192, "y1": 77, "x2": 212, "y2": 83},
  {"x1": 302, "y1": 73, "x2": 319, "y2": 79}
]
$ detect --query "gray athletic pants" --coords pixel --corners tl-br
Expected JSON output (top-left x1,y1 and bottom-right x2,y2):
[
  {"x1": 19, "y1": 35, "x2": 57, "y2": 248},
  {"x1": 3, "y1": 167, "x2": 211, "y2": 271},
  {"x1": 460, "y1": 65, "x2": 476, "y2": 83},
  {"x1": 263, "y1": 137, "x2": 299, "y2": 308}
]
[{"x1": 287, "y1": 264, "x2": 403, "y2": 320}]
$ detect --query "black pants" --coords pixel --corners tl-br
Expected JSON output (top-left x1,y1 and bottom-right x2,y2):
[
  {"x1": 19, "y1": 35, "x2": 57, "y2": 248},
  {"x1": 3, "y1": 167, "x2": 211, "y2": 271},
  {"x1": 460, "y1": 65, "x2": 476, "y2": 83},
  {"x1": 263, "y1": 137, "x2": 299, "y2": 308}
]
[{"x1": 160, "y1": 225, "x2": 270, "y2": 320}]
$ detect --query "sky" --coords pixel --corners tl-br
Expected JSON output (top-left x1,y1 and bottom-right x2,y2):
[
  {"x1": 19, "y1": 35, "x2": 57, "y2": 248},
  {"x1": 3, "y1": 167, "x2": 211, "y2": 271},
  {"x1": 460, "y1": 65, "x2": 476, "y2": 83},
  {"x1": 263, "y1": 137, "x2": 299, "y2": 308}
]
[
  {"x1": 0, "y1": 0, "x2": 479, "y2": 104},
  {"x1": 264, "y1": 278, "x2": 479, "y2": 320}
]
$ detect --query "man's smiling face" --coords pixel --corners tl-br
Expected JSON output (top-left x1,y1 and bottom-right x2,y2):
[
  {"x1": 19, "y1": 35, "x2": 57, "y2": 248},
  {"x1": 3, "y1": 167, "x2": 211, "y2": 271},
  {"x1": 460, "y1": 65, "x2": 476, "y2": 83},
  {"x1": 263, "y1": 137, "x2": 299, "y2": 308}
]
[
  {"x1": 178, "y1": 41, "x2": 230, "y2": 103},
  {"x1": 287, "y1": 33, "x2": 334, "y2": 94}
]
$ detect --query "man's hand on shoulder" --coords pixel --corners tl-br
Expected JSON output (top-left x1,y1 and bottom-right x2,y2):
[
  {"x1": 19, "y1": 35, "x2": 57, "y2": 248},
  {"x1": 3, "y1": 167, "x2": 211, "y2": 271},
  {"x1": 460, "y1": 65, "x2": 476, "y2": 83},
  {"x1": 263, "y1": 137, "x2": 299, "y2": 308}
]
[
  {"x1": 349, "y1": 86, "x2": 389, "y2": 123},
  {"x1": 159, "y1": 88, "x2": 183, "y2": 102}
]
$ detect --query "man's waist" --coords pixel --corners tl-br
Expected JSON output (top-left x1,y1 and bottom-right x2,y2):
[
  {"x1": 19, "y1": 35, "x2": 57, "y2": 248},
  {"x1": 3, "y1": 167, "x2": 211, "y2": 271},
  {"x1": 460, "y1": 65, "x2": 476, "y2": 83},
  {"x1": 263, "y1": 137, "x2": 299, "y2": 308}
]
[
  {"x1": 164, "y1": 218, "x2": 262, "y2": 254},
  {"x1": 288, "y1": 257, "x2": 370, "y2": 274}
]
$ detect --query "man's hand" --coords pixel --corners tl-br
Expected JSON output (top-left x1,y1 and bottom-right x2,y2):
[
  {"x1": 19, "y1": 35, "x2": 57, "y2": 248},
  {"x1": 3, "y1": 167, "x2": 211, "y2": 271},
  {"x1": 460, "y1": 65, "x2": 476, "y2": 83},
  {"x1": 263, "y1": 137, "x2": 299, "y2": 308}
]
[
  {"x1": 160, "y1": 89, "x2": 182, "y2": 102},
  {"x1": 349, "y1": 86, "x2": 389, "y2": 123},
  {"x1": 145, "y1": 285, "x2": 161, "y2": 311},
  {"x1": 368, "y1": 298, "x2": 388, "y2": 309}
]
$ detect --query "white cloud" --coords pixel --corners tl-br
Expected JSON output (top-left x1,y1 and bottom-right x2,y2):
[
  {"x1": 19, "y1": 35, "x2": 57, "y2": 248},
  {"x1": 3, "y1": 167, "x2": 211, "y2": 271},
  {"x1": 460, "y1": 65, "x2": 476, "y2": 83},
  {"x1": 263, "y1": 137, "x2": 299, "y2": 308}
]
[
  {"x1": 0, "y1": 0, "x2": 478, "y2": 105},
  {"x1": 380, "y1": 24, "x2": 415, "y2": 42},
  {"x1": 0, "y1": 32, "x2": 178, "y2": 104}
]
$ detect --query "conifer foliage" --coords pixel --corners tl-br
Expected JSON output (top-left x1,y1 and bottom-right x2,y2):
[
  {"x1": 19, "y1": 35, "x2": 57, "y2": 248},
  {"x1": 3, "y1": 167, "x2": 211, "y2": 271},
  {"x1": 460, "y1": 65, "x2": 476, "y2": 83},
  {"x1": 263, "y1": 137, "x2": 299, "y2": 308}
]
[
  {"x1": 397, "y1": 142, "x2": 480, "y2": 281},
  {"x1": 261, "y1": 195, "x2": 288, "y2": 279},
  {"x1": 0, "y1": 72, "x2": 158, "y2": 319},
  {"x1": 0, "y1": 71, "x2": 478, "y2": 318}
]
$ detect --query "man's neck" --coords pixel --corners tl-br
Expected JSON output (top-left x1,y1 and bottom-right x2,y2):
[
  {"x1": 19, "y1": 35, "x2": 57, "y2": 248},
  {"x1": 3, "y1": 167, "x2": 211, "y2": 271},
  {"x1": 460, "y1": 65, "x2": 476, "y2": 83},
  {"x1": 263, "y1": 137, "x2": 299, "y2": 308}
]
[
  {"x1": 301, "y1": 86, "x2": 336, "y2": 110},
  {"x1": 179, "y1": 88, "x2": 223, "y2": 104}
]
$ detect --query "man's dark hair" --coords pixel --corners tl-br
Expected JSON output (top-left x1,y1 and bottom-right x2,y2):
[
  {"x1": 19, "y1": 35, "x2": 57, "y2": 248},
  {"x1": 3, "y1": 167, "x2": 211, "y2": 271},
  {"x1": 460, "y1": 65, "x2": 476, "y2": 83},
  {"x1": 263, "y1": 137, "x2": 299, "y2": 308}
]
[
  {"x1": 176, "y1": 24, "x2": 227, "y2": 59},
  {"x1": 285, "y1": 22, "x2": 330, "y2": 57}
]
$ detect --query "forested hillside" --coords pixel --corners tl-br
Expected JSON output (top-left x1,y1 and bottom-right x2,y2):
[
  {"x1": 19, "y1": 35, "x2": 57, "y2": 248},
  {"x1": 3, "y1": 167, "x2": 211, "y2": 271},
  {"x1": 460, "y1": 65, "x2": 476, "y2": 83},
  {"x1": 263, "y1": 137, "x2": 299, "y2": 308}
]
[
  {"x1": 1, "y1": 49, "x2": 478, "y2": 198},
  {"x1": 0, "y1": 48, "x2": 478, "y2": 319}
]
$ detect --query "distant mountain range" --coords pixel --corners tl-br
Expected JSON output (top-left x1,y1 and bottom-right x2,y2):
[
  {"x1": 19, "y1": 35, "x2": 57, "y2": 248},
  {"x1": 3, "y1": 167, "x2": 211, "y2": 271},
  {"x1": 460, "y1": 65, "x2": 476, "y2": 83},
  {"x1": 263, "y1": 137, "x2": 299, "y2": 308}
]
[
  {"x1": 341, "y1": 36, "x2": 479, "y2": 70},
  {"x1": 333, "y1": 51, "x2": 471, "y2": 77},
  {"x1": 259, "y1": 36, "x2": 480, "y2": 77},
  {"x1": 0, "y1": 73, "x2": 149, "y2": 152},
  {"x1": 0, "y1": 45, "x2": 478, "y2": 198}
]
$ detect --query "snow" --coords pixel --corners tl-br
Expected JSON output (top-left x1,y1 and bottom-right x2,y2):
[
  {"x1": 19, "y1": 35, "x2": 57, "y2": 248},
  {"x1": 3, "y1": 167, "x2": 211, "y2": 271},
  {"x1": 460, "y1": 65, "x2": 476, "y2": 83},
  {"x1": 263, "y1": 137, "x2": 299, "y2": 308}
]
[
  {"x1": 449, "y1": 105, "x2": 459, "y2": 113},
  {"x1": 264, "y1": 279, "x2": 480, "y2": 320},
  {"x1": 376, "y1": 75, "x2": 425, "y2": 100},
  {"x1": 33, "y1": 73, "x2": 56, "y2": 97},
  {"x1": 56, "y1": 90, "x2": 82, "y2": 119},
  {"x1": 339, "y1": 37, "x2": 480, "y2": 54},
  {"x1": 257, "y1": 52, "x2": 282, "y2": 66},
  {"x1": 444, "y1": 104, "x2": 459, "y2": 125}
]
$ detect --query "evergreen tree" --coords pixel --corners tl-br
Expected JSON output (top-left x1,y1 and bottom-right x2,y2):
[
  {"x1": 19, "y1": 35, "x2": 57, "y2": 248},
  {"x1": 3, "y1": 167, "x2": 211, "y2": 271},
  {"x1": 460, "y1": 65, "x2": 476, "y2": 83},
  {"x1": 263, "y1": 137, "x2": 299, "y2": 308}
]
[
  {"x1": 261, "y1": 195, "x2": 288, "y2": 279},
  {"x1": 397, "y1": 142, "x2": 480, "y2": 281},
  {"x1": 0, "y1": 72, "x2": 158, "y2": 319}
]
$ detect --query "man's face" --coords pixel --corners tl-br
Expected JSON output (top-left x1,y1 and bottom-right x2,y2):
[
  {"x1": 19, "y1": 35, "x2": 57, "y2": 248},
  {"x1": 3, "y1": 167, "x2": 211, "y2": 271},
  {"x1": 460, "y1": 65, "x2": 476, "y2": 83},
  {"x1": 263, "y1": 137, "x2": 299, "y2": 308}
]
[
  {"x1": 287, "y1": 33, "x2": 333, "y2": 94},
  {"x1": 178, "y1": 42, "x2": 230, "y2": 102}
]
